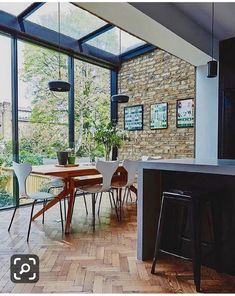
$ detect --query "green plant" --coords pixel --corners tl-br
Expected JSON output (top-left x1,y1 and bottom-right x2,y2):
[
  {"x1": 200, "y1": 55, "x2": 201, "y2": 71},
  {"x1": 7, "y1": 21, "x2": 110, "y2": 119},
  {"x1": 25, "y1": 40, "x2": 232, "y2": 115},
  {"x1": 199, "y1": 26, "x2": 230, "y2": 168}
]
[
  {"x1": 95, "y1": 122, "x2": 124, "y2": 160},
  {"x1": 0, "y1": 189, "x2": 14, "y2": 208},
  {"x1": 0, "y1": 173, "x2": 10, "y2": 191}
]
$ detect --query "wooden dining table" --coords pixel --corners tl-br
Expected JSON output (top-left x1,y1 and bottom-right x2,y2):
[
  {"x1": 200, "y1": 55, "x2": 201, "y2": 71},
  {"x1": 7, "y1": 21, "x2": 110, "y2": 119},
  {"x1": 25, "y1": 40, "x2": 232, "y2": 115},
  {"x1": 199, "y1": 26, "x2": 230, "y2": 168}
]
[{"x1": 31, "y1": 164, "x2": 130, "y2": 233}]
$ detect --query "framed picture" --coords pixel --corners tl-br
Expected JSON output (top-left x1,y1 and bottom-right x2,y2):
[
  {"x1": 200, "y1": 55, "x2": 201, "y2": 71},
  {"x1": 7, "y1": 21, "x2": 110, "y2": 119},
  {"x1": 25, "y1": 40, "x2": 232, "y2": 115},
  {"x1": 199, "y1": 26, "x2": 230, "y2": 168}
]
[
  {"x1": 150, "y1": 103, "x2": 168, "y2": 129},
  {"x1": 124, "y1": 104, "x2": 143, "y2": 131},
  {"x1": 176, "y1": 98, "x2": 194, "y2": 128}
]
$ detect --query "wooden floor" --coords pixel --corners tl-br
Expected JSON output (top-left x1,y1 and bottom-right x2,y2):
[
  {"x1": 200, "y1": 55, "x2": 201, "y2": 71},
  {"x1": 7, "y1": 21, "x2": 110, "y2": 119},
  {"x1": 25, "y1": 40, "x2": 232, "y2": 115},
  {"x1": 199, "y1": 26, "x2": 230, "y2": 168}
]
[{"x1": 0, "y1": 193, "x2": 235, "y2": 293}]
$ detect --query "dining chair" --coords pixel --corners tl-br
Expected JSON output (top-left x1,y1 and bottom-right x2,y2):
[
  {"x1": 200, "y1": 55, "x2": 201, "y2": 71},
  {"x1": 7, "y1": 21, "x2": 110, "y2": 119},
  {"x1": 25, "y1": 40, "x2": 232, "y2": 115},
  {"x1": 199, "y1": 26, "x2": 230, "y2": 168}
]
[
  {"x1": 8, "y1": 161, "x2": 64, "y2": 242},
  {"x1": 77, "y1": 160, "x2": 119, "y2": 231},
  {"x1": 109, "y1": 160, "x2": 139, "y2": 219}
]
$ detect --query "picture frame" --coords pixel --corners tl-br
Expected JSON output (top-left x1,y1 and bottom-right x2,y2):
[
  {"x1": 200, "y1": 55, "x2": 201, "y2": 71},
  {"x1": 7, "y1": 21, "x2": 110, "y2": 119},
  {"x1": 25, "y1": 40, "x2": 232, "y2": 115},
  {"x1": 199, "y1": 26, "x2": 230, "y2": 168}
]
[
  {"x1": 176, "y1": 98, "x2": 194, "y2": 128},
  {"x1": 150, "y1": 102, "x2": 168, "y2": 129},
  {"x1": 124, "y1": 104, "x2": 143, "y2": 131}
]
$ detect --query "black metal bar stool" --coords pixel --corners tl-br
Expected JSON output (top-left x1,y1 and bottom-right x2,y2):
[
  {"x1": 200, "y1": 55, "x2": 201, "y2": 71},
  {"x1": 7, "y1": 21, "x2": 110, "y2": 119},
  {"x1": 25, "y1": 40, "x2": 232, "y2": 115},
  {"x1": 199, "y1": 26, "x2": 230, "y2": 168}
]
[{"x1": 151, "y1": 189, "x2": 217, "y2": 292}]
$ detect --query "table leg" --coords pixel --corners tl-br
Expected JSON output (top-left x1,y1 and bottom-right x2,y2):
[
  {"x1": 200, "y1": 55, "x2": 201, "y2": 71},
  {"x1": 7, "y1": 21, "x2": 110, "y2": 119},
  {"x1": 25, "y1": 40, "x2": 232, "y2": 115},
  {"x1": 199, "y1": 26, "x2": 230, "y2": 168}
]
[
  {"x1": 65, "y1": 178, "x2": 75, "y2": 234},
  {"x1": 32, "y1": 188, "x2": 67, "y2": 221}
]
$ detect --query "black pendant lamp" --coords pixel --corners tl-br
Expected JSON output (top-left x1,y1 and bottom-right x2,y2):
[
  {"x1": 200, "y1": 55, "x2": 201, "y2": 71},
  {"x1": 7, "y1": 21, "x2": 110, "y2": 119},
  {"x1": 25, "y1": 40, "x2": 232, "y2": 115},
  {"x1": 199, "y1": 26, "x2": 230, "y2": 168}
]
[
  {"x1": 207, "y1": 2, "x2": 217, "y2": 78},
  {"x1": 111, "y1": 30, "x2": 129, "y2": 103},
  {"x1": 48, "y1": 2, "x2": 71, "y2": 92}
]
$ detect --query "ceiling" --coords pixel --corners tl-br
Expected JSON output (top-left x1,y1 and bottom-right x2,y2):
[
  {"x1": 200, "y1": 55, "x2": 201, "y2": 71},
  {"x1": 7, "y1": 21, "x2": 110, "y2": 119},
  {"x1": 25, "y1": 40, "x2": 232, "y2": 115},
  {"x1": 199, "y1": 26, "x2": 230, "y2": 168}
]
[{"x1": 174, "y1": 2, "x2": 235, "y2": 41}]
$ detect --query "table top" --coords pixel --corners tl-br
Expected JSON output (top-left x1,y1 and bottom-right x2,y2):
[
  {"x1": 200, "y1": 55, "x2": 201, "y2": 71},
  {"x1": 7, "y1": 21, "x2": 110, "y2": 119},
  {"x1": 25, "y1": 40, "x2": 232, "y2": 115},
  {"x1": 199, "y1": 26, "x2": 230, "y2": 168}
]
[
  {"x1": 140, "y1": 158, "x2": 235, "y2": 176},
  {"x1": 32, "y1": 164, "x2": 98, "y2": 176},
  {"x1": 32, "y1": 163, "x2": 125, "y2": 177}
]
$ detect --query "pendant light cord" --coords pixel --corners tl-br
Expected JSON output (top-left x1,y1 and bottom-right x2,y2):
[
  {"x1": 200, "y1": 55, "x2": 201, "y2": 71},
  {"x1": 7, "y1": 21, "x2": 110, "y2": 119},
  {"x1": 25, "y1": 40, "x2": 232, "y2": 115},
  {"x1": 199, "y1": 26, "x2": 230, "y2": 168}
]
[
  {"x1": 58, "y1": 2, "x2": 61, "y2": 79},
  {"x1": 119, "y1": 29, "x2": 122, "y2": 93},
  {"x1": 211, "y1": 2, "x2": 214, "y2": 60}
]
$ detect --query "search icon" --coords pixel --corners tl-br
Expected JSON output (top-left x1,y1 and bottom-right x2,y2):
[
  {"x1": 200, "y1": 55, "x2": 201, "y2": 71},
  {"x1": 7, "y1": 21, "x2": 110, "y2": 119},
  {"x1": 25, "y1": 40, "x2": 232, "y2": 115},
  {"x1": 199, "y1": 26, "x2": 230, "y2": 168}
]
[{"x1": 19, "y1": 263, "x2": 30, "y2": 275}]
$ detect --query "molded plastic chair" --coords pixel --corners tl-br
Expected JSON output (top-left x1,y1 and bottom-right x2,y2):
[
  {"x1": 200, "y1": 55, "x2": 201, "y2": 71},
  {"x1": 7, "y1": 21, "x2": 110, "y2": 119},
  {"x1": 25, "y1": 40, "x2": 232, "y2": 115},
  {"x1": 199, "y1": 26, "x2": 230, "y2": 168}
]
[
  {"x1": 111, "y1": 160, "x2": 139, "y2": 218},
  {"x1": 8, "y1": 162, "x2": 64, "y2": 241},
  {"x1": 77, "y1": 160, "x2": 119, "y2": 231}
]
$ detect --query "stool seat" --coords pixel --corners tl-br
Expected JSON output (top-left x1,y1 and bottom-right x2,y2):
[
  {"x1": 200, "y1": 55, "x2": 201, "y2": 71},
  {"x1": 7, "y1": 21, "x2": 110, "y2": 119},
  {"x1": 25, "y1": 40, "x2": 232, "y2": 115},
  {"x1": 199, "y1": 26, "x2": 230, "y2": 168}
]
[{"x1": 151, "y1": 188, "x2": 218, "y2": 292}]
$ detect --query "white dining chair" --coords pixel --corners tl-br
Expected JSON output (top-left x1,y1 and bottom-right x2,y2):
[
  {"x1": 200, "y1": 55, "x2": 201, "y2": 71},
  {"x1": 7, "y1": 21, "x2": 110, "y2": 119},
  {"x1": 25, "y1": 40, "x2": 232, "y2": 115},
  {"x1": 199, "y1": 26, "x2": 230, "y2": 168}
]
[
  {"x1": 8, "y1": 162, "x2": 64, "y2": 241},
  {"x1": 77, "y1": 160, "x2": 119, "y2": 231},
  {"x1": 111, "y1": 160, "x2": 139, "y2": 215}
]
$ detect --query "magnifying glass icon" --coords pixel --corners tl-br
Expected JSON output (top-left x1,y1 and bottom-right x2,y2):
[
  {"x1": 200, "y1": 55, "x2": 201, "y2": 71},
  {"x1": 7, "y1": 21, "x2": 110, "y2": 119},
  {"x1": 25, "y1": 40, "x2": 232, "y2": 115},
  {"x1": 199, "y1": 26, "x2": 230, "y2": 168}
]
[{"x1": 19, "y1": 263, "x2": 30, "y2": 275}]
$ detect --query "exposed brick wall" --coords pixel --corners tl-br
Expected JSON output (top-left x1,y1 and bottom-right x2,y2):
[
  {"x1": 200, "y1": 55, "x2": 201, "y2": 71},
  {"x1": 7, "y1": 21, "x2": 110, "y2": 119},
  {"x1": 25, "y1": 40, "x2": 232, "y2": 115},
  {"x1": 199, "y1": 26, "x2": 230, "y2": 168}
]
[{"x1": 117, "y1": 49, "x2": 196, "y2": 160}]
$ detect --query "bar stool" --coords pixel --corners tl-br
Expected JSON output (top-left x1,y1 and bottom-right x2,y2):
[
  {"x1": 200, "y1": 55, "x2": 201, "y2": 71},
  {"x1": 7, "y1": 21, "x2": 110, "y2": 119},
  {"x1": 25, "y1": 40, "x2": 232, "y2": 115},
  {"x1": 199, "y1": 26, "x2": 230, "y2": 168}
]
[{"x1": 151, "y1": 189, "x2": 217, "y2": 292}]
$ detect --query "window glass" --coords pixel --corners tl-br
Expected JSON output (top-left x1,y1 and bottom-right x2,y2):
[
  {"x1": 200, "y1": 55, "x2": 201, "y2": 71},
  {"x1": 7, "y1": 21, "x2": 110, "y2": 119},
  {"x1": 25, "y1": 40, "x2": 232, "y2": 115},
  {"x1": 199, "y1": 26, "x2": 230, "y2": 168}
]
[
  {"x1": 0, "y1": 34, "x2": 14, "y2": 209},
  {"x1": 27, "y1": 3, "x2": 107, "y2": 40},
  {"x1": 87, "y1": 28, "x2": 146, "y2": 55},
  {"x1": 18, "y1": 40, "x2": 69, "y2": 193},
  {"x1": 0, "y1": 2, "x2": 32, "y2": 16},
  {"x1": 74, "y1": 60, "x2": 110, "y2": 162}
]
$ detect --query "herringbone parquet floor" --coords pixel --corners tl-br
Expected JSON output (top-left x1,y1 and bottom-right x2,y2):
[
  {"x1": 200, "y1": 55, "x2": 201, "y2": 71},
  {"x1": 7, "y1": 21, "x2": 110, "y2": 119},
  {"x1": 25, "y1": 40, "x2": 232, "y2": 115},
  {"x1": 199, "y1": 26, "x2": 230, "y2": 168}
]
[{"x1": 0, "y1": 193, "x2": 235, "y2": 293}]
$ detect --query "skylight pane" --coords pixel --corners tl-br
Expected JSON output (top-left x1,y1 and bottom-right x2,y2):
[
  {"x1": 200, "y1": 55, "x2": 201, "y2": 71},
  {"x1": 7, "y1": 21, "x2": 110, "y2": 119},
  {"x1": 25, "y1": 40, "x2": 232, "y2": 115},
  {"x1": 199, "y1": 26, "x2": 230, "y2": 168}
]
[
  {"x1": 0, "y1": 2, "x2": 33, "y2": 16},
  {"x1": 87, "y1": 28, "x2": 146, "y2": 55},
  {"x1": 27, "y1": 3, "x2": 107, "y2": 40}
]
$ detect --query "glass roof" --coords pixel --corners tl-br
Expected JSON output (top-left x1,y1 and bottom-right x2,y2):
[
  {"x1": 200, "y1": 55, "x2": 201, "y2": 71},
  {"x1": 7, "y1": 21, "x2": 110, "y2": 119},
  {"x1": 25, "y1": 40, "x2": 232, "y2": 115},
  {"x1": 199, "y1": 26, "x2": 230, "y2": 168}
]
[
  {"x1": 27, "y1": 2, "x2": 107, "y2": 40},
  {"x1": 0, "y1": 2, "x2": 32, "y2": 16},
  {"x1": 0, "y1": 2, "x2": 150, "y2": 59},
  {"x1": 86, "y1": 28, "x2": 146, "y2": 55}
]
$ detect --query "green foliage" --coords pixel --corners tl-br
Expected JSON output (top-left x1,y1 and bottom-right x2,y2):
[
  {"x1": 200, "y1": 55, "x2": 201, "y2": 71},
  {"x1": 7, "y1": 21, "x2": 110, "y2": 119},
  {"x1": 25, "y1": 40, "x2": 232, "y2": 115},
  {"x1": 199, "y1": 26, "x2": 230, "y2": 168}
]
[
  {"x1": 0, "y1": 173, "x2": 9, "y2": 189},
  {"x1": 0, "y1": 189, "x2": 14, "y2": 208},
  {"x1": 95, "y1": 122, "x2": 124, "y2": 160}
]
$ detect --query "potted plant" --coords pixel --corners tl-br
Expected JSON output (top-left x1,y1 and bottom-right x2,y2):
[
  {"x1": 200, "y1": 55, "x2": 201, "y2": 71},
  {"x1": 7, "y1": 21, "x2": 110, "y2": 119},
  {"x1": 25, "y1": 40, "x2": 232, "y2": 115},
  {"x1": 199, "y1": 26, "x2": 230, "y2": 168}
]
[
  {"x1": 95, "y1": 122, "x2": 124, "y2": 161},
  {"x1": 67, "y1": 148, "x2": 76, "y2": 165}
]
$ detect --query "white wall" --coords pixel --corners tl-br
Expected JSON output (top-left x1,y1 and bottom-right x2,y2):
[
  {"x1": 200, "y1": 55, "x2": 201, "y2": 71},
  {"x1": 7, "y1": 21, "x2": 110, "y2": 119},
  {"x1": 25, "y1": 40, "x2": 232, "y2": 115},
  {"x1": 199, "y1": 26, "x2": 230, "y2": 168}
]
[{"x1": 195, "y1": 65, "x2": 219, "y2": 160}]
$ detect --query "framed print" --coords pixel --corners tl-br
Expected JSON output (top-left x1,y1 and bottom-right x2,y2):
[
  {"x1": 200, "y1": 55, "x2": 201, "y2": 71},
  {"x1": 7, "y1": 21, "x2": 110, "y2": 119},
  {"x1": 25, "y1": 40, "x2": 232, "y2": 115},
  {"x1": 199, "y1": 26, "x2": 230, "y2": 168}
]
[
  {"x1": 150, "y1": 103, "x2": 168, "y2": 129},
  {"x1": 124, "y1": 104, "x2": 143, "y2": 131},
  {"x1": 176, "y1": 98, "x2": 194, "y2": 128}
]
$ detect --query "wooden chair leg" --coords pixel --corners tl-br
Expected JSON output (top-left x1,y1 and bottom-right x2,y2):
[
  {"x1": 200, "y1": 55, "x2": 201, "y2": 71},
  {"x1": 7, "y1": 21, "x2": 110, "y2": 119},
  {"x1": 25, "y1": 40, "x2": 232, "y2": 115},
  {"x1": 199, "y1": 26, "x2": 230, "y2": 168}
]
[
  {"x1": 27, "y1": 200, "x2": 36, "y2": 242},
  {"x1": 8, "y1": 206, "x2": 18, "y2": 232},
  {"x1": 190, "y1": 199, "x2": 202, "y2": 292},
  {"x1": 151, "y1": 194, "x2": 167, "y2": 274}
]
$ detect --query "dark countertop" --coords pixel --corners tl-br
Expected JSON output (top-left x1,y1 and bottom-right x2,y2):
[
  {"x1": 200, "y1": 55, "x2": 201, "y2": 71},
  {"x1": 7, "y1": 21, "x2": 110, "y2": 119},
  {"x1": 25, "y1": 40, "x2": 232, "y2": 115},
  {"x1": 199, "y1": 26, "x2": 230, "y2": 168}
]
[{"x1": 139, "y1": 158, "x2": 235, "y2": 175}]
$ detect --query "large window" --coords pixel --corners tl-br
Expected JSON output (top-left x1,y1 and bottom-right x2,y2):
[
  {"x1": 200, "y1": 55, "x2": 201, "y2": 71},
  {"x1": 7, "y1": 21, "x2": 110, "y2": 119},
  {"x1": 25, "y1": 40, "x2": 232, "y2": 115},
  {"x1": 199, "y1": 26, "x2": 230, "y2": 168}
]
[
  {"x1": 18, "y1": 41, "x2": 69, "y2": 166},
  {"x1": 0, "y1": 34, "x2": 14, "y2": 208},
  {"x1": 74, "y1": 60, "x2": 110, "y2": 161}
]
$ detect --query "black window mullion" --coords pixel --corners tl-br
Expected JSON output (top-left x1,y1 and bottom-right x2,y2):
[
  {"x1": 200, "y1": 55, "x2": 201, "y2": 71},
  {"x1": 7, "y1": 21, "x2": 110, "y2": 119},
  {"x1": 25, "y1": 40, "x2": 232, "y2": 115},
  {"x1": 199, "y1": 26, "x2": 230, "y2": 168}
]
[
  {"x1": 68, "y1": 56, "x2": 75, "y2": 149},
  {"x1": 11, "y1": 37, "x2": 19, "y2": 206}
]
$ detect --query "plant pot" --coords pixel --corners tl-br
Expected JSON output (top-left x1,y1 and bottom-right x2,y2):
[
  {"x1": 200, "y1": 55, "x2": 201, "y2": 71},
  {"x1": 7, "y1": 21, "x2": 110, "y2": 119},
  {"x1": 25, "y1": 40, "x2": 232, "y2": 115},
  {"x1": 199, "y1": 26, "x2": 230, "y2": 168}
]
[
  {"x1": 57, "y1": 151, "x2": 68, "y2": 165},
  {"x1": 68, "y1": 156, "x2": 76, "y2": 165}
]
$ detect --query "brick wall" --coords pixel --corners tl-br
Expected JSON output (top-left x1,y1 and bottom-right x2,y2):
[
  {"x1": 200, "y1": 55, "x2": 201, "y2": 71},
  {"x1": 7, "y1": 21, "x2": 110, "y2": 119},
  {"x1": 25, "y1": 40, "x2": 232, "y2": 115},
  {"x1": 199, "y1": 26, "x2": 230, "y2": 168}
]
[{"x1": 117, "y1": 49, "x2": 196, "y2": 160}]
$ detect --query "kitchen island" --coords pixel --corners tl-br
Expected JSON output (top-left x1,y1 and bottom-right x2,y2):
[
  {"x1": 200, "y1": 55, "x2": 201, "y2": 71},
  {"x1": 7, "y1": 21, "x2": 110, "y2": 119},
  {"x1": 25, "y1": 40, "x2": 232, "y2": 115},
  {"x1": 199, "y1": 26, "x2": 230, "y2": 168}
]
[{"x1": 137, "y1": 158, "x2": 235, "y2": 274}]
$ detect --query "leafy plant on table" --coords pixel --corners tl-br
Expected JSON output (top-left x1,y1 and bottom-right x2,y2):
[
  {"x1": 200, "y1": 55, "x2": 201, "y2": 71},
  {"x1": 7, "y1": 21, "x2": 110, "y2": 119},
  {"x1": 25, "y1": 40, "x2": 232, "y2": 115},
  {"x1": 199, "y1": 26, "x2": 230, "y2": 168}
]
[{"x1": 95, "y1": 122, "x2": 124, "y2": 161}]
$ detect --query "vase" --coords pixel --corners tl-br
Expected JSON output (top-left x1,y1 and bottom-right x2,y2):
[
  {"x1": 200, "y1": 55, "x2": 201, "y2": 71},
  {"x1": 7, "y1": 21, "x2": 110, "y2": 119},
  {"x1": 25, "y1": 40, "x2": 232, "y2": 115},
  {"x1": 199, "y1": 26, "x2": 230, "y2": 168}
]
[
  {"x1": 68, "y1": 156, "x2": 76, "y2": 164},
  {"x1": 57, "y1": 151, "x2": 68, "y2": 165}
]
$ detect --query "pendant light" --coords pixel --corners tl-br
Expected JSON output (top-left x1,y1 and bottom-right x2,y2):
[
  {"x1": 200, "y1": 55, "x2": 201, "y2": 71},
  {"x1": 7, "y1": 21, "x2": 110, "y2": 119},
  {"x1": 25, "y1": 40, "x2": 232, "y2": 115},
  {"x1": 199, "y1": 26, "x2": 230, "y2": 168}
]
[
  {"x1": 111, "y1": 29, "x2": 129, "y2": 103},
  {"x1": 207, "y1": 2, "x2": 217, "y2": 78},
  {"x1": 48, "y1": 2, "x2": 71, "y2": 92}
]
